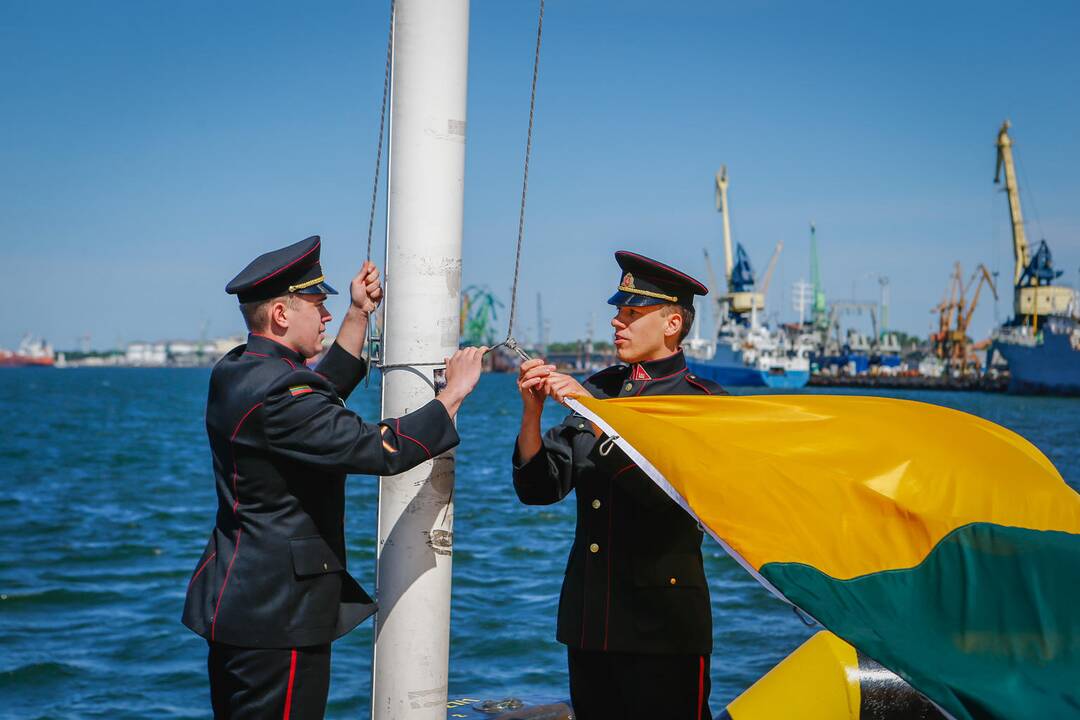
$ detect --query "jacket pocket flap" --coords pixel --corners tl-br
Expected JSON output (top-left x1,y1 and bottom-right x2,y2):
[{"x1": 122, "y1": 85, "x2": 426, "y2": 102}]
[
  {"x1": 632, "y1": 553, "x2": 706, "y2": 588},
  {"x1": 290, "y1": 536, "x2": 344, "y2": 576}
]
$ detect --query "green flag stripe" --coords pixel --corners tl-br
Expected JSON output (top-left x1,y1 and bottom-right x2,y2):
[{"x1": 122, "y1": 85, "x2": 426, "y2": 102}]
[{"x1": 761, "y1": 523, "x2": 1080, "y2": 720}]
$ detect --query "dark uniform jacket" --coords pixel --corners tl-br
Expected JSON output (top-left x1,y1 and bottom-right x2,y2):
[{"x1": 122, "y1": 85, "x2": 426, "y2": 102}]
[
  {"x1": 512, "y1": 350, "x2": 725, "y2": 656},
  {"x1": 182, "y1": 334, "x2": 458, "y2": 648}
]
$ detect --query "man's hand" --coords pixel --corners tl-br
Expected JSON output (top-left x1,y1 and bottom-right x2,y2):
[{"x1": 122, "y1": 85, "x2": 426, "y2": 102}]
[
  {"x1": 542, "y1": 372, "x2": 593, "y2": 405},
  {"x1": 437, "y1": 346, "x2": 487, "y2": 419},
  {"x1": 351, "y1": 261, "x2": 382, "y2": 313},
  {"x1": 333, "y1": 261, "x2": 382, "y2": 360},
  {"x1": 517, "y1": 358, "x2": 555, "y2": 417}
]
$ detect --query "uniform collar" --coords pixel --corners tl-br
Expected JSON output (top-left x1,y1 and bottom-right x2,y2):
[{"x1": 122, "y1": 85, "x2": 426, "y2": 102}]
[
  {"x1": 629, "y1": 350, "x2": 686, "y2": 381},
  {"x1": 245, "y1": 333, "x2": 307, "y2": 365}
]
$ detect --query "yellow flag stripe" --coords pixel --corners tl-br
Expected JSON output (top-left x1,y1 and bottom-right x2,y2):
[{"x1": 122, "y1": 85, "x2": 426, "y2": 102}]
[{"x1": 571, "y1": 394, "x2": 1080, "y2": 580}]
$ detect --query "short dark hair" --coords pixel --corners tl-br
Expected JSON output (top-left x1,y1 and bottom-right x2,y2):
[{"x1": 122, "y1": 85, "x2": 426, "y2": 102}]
[
  {"x1": 239, "y1": 294, "x2": 295, "y2": 332},
  {"x1": 661, "y1": 303, "x2": 695, "y2": 343}
]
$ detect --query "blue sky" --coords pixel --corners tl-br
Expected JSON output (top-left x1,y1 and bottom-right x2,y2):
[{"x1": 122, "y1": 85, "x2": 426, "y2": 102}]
[{"x1": 2, "y1": 1, "x2": 1078, "y2": 350}]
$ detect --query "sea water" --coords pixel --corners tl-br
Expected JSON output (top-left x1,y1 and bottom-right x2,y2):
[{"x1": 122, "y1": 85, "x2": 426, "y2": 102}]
[{"x1": 0, "y1": 368, "x2": 1076, "y2": 718}]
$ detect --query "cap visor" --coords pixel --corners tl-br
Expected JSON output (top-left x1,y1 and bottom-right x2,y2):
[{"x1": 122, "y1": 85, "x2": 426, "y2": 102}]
[{"x1": 607, "y1": 290, "x2": 667, "y2": 307}]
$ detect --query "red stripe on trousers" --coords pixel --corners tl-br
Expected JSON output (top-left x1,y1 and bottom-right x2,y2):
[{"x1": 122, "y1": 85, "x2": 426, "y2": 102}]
[
  {"x1": 697, "y1": 655, "x2": 705, "y2": 719},
  {"x1": 283, "y1": 648, "x2": 298, "y2": 720}
]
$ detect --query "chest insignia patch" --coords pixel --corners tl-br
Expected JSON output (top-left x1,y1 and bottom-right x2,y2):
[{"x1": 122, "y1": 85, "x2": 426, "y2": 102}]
[{"x1": 289, "y1": 385, "x2": 313, "y2": 396}]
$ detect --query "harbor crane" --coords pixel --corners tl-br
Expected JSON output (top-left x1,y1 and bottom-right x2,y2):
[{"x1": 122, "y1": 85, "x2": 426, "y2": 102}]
[
  {"x1": 760, "y1": 240, "x2": 783, "y2": 296},
  {"x1": 460, "y1": 285, "x2": 503, "y2": 347},
  {"x1": 714, "y1": 166, "x2": 765, "y2": 319},
  {"x1": 995, "y1": 120, "x2": 1072, "y2": 330},
  {"x1": 930, "y1": 262, "x2": 997, "y2": 375}
]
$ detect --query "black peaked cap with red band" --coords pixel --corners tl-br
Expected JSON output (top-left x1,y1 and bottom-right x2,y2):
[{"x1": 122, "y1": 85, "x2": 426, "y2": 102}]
[
  {"x1": 226, "y1": 235, "x2": 338, "y2": 303},
  {"x1": 606, "y1": 250, "x2": 709, "y2": 307}
]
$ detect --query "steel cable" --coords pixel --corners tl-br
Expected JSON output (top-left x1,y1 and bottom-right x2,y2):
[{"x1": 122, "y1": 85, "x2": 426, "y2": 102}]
[{"x1": 495, "y1": 0, "x2": 545, "y2": 362}]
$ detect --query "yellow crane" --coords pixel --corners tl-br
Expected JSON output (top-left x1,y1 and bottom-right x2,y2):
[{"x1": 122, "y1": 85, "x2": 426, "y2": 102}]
[
  {"x1": 714, "y1": 166, "x2": 765, "y2": 315},
  {"x1": 994, "y1": 120, "x2": 1073, "y2": 329}
]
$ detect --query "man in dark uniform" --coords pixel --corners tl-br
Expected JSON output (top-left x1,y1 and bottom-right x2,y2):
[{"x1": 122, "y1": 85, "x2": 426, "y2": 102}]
[
  {"x1": 183, "y1": 235, "x2": 485, "y2": 719},
  {"x1": 512, "y1": 251, "x2": 725, "y2": 720}
]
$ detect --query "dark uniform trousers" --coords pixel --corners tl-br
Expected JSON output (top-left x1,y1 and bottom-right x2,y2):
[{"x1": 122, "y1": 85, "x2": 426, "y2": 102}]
[
  {"x1": 183, "y1": 334, "x2": 459, "y2": 718},
  {"x1": 513, "y1": 351, "x2": 724, "y2": 720},
  {"x1": 568, "y1": 648, "x2": 710, "y2": 720},
  {"x1": 208, "y1": 642, "x2": 330, "y2": 720}
]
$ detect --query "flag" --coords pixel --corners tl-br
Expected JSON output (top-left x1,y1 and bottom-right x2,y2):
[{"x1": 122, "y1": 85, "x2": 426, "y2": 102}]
[{"x1": 568, "y1": 394, "x2": 1080, "y2": 720}]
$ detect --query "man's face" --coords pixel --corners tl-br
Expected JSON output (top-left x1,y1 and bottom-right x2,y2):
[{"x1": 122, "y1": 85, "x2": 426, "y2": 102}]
[
  {"x1": 611, "y1": 304, "x2": 676, "y2": 364},
  {"x1": 285, "y1": 294, "x2": 332, "y2": 359}
]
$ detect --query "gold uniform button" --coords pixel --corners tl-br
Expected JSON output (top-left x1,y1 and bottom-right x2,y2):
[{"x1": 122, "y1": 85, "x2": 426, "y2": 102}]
[
  {"x1": 624, "y1": 382, "x2": 633, "y2": 392},
  {"x1": 577, "y1": 422, "x2": 585, "y2": 429},
  {"x1": 591, "y1": 499, "x2": 601, "y2": 509},
  {"x1": 669, "y1": 577, "x2": 677, "y2": 585},
  {"x1": 589, "y1": 543, "x2": 600, "y2": 553}
]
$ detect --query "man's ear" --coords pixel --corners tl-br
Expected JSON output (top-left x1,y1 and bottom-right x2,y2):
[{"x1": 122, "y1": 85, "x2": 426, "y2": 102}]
[
  {"x1": 664, "y1": 309, "x2": 683, "y2": 338},
  {"x1": 269, "y1": 300, "x2": 290, "y2": 330}
]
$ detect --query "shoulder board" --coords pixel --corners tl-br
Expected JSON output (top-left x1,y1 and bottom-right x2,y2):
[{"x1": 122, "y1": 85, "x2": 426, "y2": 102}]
[{"x1": 684, "y1": 372, "x2": 727, "y2": 395}]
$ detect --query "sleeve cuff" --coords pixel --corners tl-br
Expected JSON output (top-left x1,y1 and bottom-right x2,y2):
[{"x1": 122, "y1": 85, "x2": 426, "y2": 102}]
[
  {"x1": 395, "y1": 398, "x2": 460, "y2": 458},
  {"x1": 512, "y1": 440, "x2": 547, "y2": 472}
]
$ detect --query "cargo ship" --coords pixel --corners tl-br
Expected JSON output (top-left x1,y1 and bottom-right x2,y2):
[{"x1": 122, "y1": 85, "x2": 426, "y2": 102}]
[
  {"x1": 686, "y1": 323, "x2": 812, "y2": 389},
  {"x1": 988, "y1": 121, "x2": 1080, "y2": 395},
  {"x1": 685, "y1": 166, "x2": 811, "y2": 388},
  {"x1": 0, "y1": 335, "x2": 56, "y2": 367}
]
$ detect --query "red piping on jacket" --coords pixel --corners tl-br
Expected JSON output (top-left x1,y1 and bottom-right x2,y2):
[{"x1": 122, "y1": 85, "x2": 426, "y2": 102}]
[
  {"x1": 210, "y1": 528, "x2": 242, "y2": 641},
  {"x1": 684, "y1": 375, "x2": 712, "y2": 394},
  {"x1": 188, "y1": 551, "x2": 217, "y2": 589},
  {"x1": 249, "y1": 334, "x2": 305, "y2": 360},
  {"x1": 633, "y1": 368, "x2": 688, "y2": 396},
  {"x1": 394, "y1": 419, "x2": 431, "y2": 458},
  {"x1": 283, "y1": 648, "x2": 298, "y2": 720},
  {"x1": 230, "y1": 403, "x2": 263, "y2": 513},
  {"x1": 211, "y1": 401, "x2": 261, "y2": 639},
  {"x1": 243, "y1": 351, "x2": 270, "y2": 358}
]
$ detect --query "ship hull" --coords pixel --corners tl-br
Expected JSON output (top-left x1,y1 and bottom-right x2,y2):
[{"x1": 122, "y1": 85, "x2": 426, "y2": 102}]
[
  {"x1": 992, "y1": 324, "x2": 1080, "y2": 395},
  {"x1": 687, "y1": 358, "x2": 810, "y2": 389},
  {"x1": 0, "y1": 356, "x2": 55, "y2": 368}
]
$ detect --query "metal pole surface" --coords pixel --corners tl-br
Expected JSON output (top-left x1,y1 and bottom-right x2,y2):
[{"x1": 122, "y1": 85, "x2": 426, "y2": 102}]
[{"x1": 371, "y1": 1, "x2": 469, "y2": 718}]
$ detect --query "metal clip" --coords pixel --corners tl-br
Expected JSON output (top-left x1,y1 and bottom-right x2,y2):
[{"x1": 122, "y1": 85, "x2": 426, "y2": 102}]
[
  {"x1": 599, "y1": 435, "x2": 619, "y2": 456},
  {"x1": 489, "y1": 335, "x2": 531, "y2": 362},
  {"x1": 363, "y1": 325, "x2": 382, "y2": 389}
]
